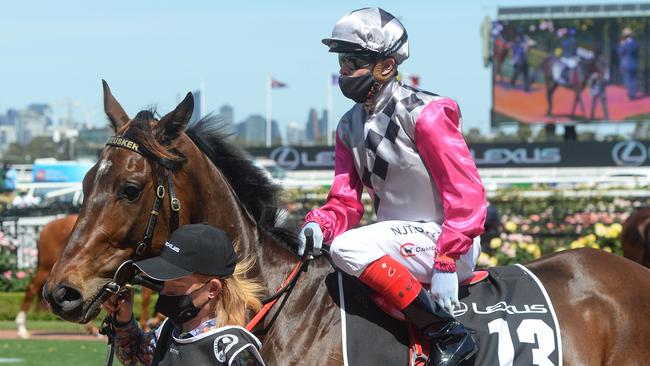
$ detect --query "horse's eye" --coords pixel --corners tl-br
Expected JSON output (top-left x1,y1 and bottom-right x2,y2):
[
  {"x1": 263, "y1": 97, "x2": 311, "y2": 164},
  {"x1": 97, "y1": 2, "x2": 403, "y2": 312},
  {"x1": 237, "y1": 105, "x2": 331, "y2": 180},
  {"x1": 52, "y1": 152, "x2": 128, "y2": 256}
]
[{"x1": 121, "y1": 185, "x2": 141, "y2": 201}]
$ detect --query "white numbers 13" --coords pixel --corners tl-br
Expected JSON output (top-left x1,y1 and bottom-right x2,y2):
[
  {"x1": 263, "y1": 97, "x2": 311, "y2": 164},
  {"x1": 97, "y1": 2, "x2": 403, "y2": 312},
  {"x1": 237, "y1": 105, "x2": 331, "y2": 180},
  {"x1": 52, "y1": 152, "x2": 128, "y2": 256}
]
[{"x1": 488, "y1": 318, "x2": 555, "y2": 366}]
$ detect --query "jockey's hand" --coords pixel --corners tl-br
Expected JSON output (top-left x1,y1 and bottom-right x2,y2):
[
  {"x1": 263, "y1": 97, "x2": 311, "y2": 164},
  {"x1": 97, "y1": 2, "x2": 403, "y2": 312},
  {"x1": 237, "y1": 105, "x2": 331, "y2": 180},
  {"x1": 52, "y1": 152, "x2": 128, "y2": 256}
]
[
  {"x1": 430, "y1": 269, "x2": 459, "y2": 315},
  {"x1": 298, "y1": 222, "x2": 323, "y2": 256},
  {"x1": 101, "y1": 286, "x2": 134, "y2": 324}
]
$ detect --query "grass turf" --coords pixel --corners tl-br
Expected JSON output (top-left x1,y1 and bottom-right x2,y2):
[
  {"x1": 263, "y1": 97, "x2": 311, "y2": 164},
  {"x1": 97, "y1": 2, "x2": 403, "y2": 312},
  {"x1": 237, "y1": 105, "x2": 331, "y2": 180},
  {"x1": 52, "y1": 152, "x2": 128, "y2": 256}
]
[{"x1": 0, "y1": 339, "x2": 106, "y2": 366}]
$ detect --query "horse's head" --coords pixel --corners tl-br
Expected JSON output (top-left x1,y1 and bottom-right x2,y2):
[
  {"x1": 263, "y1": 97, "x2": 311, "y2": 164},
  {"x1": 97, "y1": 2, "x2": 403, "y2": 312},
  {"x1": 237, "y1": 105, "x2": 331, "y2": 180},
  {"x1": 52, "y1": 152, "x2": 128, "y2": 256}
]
[{"x1": 43, "y1": 81, "x2": 196, "y2": 323}]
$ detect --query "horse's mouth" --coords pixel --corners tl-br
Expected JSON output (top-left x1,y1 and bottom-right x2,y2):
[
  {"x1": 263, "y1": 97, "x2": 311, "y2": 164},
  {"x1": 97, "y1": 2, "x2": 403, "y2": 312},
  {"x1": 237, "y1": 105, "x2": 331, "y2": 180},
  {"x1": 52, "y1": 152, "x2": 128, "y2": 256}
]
[{"x1": 79, "y1": 284, "x2": 112, "y2": 324}]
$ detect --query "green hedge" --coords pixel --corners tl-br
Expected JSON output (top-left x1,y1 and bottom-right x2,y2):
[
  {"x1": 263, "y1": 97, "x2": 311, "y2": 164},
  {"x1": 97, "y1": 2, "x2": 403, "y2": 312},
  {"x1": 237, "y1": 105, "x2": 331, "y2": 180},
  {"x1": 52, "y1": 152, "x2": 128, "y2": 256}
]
[{"x1": 0, "y1": 291, "x2": 157, "y2": 322}]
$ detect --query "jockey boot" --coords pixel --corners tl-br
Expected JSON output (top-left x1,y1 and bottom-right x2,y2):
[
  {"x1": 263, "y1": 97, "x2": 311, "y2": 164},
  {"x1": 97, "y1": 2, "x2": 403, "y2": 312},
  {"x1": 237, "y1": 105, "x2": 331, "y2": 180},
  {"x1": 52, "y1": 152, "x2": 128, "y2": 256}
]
[
  {"x1": 402, "y1": 289, "x2": 477, "y2": 366},
  {"x1": 358, "y1": 255, "x2": 476, "y2": 366}
]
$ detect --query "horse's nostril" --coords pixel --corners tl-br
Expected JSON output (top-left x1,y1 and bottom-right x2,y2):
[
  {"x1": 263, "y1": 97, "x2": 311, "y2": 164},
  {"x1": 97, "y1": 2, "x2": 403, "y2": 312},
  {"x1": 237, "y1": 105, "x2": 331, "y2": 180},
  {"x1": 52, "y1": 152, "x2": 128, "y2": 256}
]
[{"x1": 52, "y1": 285, "x2": 83, "y2": 311}]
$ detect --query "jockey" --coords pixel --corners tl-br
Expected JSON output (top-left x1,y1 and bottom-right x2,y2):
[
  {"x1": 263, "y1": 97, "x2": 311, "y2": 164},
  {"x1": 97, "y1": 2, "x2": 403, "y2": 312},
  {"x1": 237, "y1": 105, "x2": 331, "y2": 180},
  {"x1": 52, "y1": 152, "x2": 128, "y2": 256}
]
[{"x1": 298, "y1": 7, "x2": 486, "y2": 366}]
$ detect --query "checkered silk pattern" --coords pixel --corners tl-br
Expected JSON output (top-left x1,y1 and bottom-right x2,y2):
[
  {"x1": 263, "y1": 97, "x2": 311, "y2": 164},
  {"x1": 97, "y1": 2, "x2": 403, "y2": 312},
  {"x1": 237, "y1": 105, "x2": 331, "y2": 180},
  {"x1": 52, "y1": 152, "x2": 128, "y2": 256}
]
[{"x1": 337, "y1": 78, "x2": 446, "y2": 223}]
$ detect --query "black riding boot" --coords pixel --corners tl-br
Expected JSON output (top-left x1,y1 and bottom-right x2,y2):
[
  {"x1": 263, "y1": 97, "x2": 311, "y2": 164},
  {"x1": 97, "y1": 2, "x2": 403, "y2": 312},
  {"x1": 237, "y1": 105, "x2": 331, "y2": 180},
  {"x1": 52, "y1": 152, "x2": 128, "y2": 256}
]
[{"x1": 402, "y1": 289, "x2": 477, "y2": 366}]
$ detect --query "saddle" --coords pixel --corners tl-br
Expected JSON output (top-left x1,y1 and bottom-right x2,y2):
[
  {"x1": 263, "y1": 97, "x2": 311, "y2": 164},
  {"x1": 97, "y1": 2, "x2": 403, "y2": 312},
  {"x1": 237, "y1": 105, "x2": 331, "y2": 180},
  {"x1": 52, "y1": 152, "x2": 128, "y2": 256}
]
[{"x1": 327, "y1": 265, "x2": 561, "y2": 366}]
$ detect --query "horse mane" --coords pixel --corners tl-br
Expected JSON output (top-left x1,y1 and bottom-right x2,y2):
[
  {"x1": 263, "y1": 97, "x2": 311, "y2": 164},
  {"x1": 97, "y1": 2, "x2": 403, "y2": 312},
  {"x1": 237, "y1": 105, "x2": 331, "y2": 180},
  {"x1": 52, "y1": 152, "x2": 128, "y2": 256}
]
[{"x1": 185, "y1": 116, "x2": 299, "y2": 250}]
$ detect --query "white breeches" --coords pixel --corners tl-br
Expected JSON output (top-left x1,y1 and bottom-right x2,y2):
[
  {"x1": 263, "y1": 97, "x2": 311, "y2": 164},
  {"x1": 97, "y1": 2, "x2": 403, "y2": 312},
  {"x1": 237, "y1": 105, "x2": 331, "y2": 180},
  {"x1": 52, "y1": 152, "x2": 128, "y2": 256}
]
[{"x1": 329, "y1": 220, "x2": 481, "y2": 283}]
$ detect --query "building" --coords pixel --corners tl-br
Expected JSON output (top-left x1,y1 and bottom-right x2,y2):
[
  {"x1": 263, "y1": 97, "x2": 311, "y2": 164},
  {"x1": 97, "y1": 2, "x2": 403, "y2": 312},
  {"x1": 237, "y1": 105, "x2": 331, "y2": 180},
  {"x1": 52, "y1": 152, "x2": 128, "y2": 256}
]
[
  {"x1": 219, "y1": 104, "x2": 234, "y2": 134},
  {"x1": 235, "y1": 114, "x2": 282, "y2": 147},
  {"x1": 286, "y1": 121, "x2": 304, "y2": 146}
]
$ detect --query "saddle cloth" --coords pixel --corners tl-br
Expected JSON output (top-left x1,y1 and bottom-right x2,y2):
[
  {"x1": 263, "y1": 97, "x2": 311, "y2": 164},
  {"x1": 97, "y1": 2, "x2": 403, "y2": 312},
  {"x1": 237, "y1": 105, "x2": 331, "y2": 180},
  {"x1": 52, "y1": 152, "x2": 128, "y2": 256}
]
[{"x1": 326, "y1": 264, "x2": 562, "y2": 366}]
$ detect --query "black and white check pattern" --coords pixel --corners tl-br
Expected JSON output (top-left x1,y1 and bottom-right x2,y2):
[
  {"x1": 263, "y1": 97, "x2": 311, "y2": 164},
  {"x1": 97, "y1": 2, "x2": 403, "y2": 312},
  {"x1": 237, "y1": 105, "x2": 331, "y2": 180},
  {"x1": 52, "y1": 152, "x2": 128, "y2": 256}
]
[{"x1": 340, "y1": 79, "x2": 444, "y2": 219}]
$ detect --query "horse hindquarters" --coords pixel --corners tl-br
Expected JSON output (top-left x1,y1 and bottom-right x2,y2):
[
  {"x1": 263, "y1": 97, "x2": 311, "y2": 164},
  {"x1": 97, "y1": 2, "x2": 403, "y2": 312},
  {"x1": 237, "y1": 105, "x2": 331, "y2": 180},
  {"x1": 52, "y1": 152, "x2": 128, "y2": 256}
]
[{"x1": 527, "y1": 248, "x2": 650, "y2": 365}]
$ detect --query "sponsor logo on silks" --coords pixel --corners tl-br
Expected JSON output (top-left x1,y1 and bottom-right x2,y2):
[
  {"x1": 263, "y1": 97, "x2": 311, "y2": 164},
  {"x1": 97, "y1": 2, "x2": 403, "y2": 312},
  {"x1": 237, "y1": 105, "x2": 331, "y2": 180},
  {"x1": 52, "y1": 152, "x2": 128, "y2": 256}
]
[
  {"x1": 400, "y1": 243, "x2": 416, "y2": 257},
  {"x1": 466, "y1": 301, "x2": 547, "y2": 316},
  {"x1": 214, "y1": 334, "x2": 239, "y2": 362},
  {"x1": 390, "y1": 225, "x2": 439, "y2": 239},
  {"x1": 400, "y1": 243, "x2": 435, "y2": 257},
  {"x1": 165, "y1": 241, "x2": 180, "y2": 253}
]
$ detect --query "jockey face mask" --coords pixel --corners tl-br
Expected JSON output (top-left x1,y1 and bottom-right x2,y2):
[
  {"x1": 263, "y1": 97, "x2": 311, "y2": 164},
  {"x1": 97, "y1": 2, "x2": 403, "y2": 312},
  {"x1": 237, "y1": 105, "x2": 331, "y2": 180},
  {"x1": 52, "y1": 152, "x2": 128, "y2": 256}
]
[{"x1": 338, "y1": 71, "x2": 376, "y2": 103}]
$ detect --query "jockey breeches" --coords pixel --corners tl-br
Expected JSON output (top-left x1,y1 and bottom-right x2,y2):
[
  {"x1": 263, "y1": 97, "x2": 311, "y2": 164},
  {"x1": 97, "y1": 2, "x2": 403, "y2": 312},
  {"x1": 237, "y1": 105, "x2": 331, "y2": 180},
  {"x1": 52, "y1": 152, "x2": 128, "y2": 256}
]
[{"x1": 329, "y1": 220, "x2": 481, "y2": 283}]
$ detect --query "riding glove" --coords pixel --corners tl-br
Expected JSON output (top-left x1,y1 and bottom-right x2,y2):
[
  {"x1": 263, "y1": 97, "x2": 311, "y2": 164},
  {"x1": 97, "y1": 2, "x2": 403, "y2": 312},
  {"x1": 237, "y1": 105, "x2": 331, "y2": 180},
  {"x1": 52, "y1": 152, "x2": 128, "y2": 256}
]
[
  {"x1": 298, "y1": 222, "x2": 324, "y2": 256},
  {"x1": 430, "y1": 268, "x2": 460, "y2": 315}
]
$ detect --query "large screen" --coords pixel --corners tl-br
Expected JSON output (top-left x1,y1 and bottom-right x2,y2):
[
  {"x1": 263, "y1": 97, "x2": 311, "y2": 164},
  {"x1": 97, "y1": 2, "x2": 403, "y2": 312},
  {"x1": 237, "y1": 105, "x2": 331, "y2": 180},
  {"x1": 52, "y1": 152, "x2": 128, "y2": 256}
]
[{"x1": 491, "y1": 14, "x2": 650, "y2": 126}]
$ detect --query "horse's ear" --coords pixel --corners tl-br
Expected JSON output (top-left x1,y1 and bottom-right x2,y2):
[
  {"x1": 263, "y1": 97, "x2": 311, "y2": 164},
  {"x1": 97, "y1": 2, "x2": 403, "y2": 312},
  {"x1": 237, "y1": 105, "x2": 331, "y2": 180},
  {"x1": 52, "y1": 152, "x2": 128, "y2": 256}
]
[
  {"x1": 156, "y1": 92, "x2": 193, "y2": 143},
  {"x1": 102, "y1": 80, "x2": 130, "y2": 132}
]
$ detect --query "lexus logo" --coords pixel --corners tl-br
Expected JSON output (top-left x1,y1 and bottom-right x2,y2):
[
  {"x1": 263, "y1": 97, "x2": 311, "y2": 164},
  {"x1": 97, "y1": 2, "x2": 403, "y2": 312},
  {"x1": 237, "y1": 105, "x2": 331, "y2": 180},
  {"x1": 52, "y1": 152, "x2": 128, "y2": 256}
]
[
  {"x1": 611, "y1": 140, "x2": 648, "y2": 166},
  {"x1": 453, "y1": 302, "x2": 469, "y2": 317},
  {"x1": 270, "y1": 147, "x2": 301, "y2": 170}
]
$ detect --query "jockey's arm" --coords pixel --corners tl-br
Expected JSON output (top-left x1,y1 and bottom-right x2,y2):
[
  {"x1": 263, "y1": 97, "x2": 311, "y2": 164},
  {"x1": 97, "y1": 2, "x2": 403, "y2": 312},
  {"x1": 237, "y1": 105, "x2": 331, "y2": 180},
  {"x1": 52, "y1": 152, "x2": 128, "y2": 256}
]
[
  {"x1": 413, "y1": 98, "x2": 487, "y2": 273},
  {"x1": 304, "y1": 132, "x2": 364, "y2": 244}
]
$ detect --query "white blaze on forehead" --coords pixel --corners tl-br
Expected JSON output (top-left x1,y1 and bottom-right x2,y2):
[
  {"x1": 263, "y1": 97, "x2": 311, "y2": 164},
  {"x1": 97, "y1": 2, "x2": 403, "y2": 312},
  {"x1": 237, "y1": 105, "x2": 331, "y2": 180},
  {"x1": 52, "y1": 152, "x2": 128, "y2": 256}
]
[{"x1": 97, "y1": 159, "x2": 112, "y2": 178}]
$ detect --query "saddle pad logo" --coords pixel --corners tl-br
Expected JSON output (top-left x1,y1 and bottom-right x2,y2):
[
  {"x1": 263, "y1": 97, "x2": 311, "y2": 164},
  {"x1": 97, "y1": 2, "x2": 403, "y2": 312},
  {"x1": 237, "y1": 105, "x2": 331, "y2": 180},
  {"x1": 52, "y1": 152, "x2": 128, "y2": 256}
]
[{"x1": 214, "y1": 334, "x2": 239, "y2": 362}]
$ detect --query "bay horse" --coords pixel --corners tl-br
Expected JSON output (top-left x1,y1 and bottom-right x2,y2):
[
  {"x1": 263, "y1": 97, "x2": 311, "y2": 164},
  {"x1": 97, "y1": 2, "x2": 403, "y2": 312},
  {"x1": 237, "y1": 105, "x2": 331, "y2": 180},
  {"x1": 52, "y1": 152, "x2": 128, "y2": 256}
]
[
  {"x1": 43, "y1": 81, "x2": 650, "y2": 365},
  {"x1": 16, "y1": 214, "x2": 157, "y2": 338},
  {"x1": 536, "y1": 55, "x2": 593, "y2": 117},
  {"x1": 621, "y1": 207, "x2": 650, "y2": 268}
]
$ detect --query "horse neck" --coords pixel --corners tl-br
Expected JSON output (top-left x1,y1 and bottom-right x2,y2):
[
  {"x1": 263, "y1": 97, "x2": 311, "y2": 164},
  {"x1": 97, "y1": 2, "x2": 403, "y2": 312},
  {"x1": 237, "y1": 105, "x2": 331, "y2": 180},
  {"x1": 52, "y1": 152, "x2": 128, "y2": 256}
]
[{"x1": 179, "y1": 138, "x2": 294, "y2": 290}]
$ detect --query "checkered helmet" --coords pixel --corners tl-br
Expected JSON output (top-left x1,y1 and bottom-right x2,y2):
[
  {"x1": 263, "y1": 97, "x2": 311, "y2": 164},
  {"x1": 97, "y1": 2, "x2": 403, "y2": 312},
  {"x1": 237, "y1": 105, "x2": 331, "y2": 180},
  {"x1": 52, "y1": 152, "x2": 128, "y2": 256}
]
[{"x1": 322, "y1": 7, "x2": 409, "y2": 64}]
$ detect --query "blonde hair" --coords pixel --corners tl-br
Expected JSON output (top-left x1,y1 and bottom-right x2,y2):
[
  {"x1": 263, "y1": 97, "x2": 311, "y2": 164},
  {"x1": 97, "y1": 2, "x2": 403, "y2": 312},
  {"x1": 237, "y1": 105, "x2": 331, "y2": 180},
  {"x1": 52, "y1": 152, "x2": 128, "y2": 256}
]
[{"x1": 198, "y1": 253, "x2": 263, "y2": 328}]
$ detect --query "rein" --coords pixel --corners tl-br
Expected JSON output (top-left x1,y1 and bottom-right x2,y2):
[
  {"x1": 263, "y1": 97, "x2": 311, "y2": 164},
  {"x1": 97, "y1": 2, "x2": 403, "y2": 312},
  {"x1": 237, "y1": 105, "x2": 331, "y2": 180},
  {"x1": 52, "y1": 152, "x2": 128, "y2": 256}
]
[
  {"x1": 99, "y1": 134, "x2": 182, "y2": 366},
  {"x1": 245, "y1": 229, "x2": 316, "y2": 335}
]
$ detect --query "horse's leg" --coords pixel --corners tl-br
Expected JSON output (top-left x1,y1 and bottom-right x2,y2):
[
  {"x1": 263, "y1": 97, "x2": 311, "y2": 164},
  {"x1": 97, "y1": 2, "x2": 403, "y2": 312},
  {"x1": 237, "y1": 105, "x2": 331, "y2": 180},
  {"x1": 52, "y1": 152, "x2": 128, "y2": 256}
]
[
  {"x1": 546, "y1": 82, "x2": 557, "y2": 116},
  {"x1": 527, "y1": 248, "x2": 650, "y2": 365},
  {"x1": 16, "y1": 265, "x2": 50, "y2": 339}
]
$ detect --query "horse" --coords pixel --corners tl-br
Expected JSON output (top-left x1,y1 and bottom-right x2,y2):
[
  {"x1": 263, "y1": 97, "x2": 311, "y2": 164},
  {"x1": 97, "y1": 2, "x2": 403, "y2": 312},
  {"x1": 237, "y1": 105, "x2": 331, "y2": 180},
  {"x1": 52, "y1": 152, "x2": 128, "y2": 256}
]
[
  {"x1": 621, "y1": 207, "x2": 650, "y2": 268},
  {"x1": 43, "y1": 81, "x2": 650, "y2": 365},
  {"x1": 15, "y1": 214, "x2": 157, "y2": 339},
  {"x1": 536, "y1": 54, "x2": 596, "y2": 117}
]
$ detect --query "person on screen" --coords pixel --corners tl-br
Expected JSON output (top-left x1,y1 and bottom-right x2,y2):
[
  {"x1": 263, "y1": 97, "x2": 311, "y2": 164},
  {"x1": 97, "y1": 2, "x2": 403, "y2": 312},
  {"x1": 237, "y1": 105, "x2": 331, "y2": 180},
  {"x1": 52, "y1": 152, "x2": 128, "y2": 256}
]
[
  {"x1": 510, "y1": 33, "x2": 530, "y2": 91},
  {"x1": 299, "y1": 7, "x2": 487, "y2": 366},
  {"x1": 618, "y1": 27, "x2": 639, "y2": 100},
  {"x1": 589, "y1": 56, "x2": 610, "y2": 120}
]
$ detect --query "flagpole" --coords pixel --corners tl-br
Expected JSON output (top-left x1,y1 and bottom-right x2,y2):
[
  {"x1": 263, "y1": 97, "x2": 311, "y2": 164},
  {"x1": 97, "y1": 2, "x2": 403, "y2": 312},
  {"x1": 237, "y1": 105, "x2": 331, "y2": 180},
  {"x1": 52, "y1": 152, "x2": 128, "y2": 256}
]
[
  {"x1": 266, "y1": 74, "x2": 272, "y2": 147},
  {"x1": 327, "y1": 74, "x2": 333, "y2": 146}
]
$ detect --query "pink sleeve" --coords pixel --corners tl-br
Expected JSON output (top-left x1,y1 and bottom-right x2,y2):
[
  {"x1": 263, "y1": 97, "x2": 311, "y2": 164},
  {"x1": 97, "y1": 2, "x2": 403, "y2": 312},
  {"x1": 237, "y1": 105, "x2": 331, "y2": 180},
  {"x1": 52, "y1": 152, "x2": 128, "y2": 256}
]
[
  {"x1": 414, "y1": 98, "x2": 487, "y2": 272},
  {"x1": 304, "y1": 133, "x2": 364, "y2": 243}
]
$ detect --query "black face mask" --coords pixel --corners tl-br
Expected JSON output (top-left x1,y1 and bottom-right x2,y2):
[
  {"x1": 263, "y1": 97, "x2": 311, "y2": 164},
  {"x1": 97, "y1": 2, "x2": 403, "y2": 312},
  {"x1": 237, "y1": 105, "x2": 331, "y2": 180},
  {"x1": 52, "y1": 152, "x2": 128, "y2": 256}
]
[
  {"x1": 154, "y1": 283, "x2": 209, "y2": 325},
  {"x1": 339, "y1": 72, "x2": 376, "y2": 103}
]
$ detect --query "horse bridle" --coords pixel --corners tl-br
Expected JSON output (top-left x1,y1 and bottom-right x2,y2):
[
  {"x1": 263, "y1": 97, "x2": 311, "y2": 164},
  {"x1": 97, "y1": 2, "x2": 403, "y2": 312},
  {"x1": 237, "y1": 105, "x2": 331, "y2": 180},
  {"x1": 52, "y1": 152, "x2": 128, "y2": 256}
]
[{"x1": 99, "y1": 133, "x2": 182, "y2": 366}]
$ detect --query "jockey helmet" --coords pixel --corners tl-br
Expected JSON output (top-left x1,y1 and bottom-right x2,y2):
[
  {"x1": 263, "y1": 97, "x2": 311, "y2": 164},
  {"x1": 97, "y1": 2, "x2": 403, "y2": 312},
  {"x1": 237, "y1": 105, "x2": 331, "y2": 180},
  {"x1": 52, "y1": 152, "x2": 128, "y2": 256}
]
[{"x1": 322, "y1": 7, "x2": 409, "y2": 64}]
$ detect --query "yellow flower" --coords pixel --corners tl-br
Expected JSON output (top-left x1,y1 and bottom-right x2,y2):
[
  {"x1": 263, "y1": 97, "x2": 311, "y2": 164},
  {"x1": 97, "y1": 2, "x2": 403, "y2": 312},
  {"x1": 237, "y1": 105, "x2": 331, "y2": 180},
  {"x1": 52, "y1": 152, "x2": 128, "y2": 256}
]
[
  {"x1": 533, "y1": 246, "x2": 542, "y2": 259},
  {"x1": 518, "y1": 242, "x2": 527, "y2": 249},
  {"x1": 478, "y1": 252, "x2": 491, "y2": 266},
  {"x1": 489, "y1": 238, "x2": 502, "y2": 249},
  {"x1": 504, "y1": 221, "x2": 517, "y2": 233},
  {"x1": 610, "y1": 223, "x2": 622, "y2": 234},
  {"x1": 554, "y1": 246, "x2": 567, "y2": 252},
  {"x1": 589, "y1": 243, "x2": 600, "y2": 249},
  {"x1": 577, "y1": 237, "x2": 587, "y2": 245},
  {"x1": 526, "y1": 243, "x2": 540, "y2": 254},
  {"x1": 603, "y1": 246, "x2": 613, "y2": 253},
  {"x1": 489, "y1": 256, "x2": 498, "y2": 267},
  {"x1": 585, "y1": 234, "x2": 596, "y2": 244},
  {"x1": 594, "y1": 223, "x2": 607, "y2": 237},
  {"x1": 570, "y1": 240, "x2": 585, "y2": 249}
]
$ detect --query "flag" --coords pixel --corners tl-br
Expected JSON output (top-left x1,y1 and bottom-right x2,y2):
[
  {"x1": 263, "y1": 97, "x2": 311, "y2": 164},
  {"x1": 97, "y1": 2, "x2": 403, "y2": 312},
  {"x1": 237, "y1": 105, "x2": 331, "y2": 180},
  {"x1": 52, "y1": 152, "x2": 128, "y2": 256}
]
[
  {"x1": 331, "y1": 74, "x2": 339, "y2": 85},
  {"x1": 270, "y1": 78, "x2": 288, "y2": 88},
  {"x1": 409, "y1": 75, "x2": 420, "y2": 87}
]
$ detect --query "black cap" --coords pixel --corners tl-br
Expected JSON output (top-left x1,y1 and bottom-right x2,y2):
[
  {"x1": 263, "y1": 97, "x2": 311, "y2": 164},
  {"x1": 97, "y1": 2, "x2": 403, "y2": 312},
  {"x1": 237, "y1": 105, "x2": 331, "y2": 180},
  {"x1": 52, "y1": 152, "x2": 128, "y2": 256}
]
[{"x1": 134, "y1": 224, "x2": 237, "y2": 281}]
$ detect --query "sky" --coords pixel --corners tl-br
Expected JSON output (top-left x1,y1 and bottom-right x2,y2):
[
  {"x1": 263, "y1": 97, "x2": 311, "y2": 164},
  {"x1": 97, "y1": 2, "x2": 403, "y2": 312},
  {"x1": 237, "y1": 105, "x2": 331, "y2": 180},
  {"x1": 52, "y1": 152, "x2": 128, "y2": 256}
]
[{"x1": 1, "y1": 0, "x2": 644, "y2": 137}]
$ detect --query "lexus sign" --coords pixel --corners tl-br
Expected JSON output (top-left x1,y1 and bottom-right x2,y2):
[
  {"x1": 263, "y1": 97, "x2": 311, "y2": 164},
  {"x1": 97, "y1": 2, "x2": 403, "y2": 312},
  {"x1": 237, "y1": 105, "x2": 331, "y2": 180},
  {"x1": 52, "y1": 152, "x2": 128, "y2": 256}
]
[{"x1": 611, "y1": 140, "x2": 649, "y2": 166}]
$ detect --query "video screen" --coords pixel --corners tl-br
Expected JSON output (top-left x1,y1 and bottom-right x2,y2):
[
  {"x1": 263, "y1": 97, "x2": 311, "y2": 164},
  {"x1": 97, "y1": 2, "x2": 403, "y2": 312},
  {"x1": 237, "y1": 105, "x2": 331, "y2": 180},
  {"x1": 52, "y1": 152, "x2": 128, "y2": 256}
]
[{"x1": 491, "y1": 16, "x2": 650, "y2": 126}]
